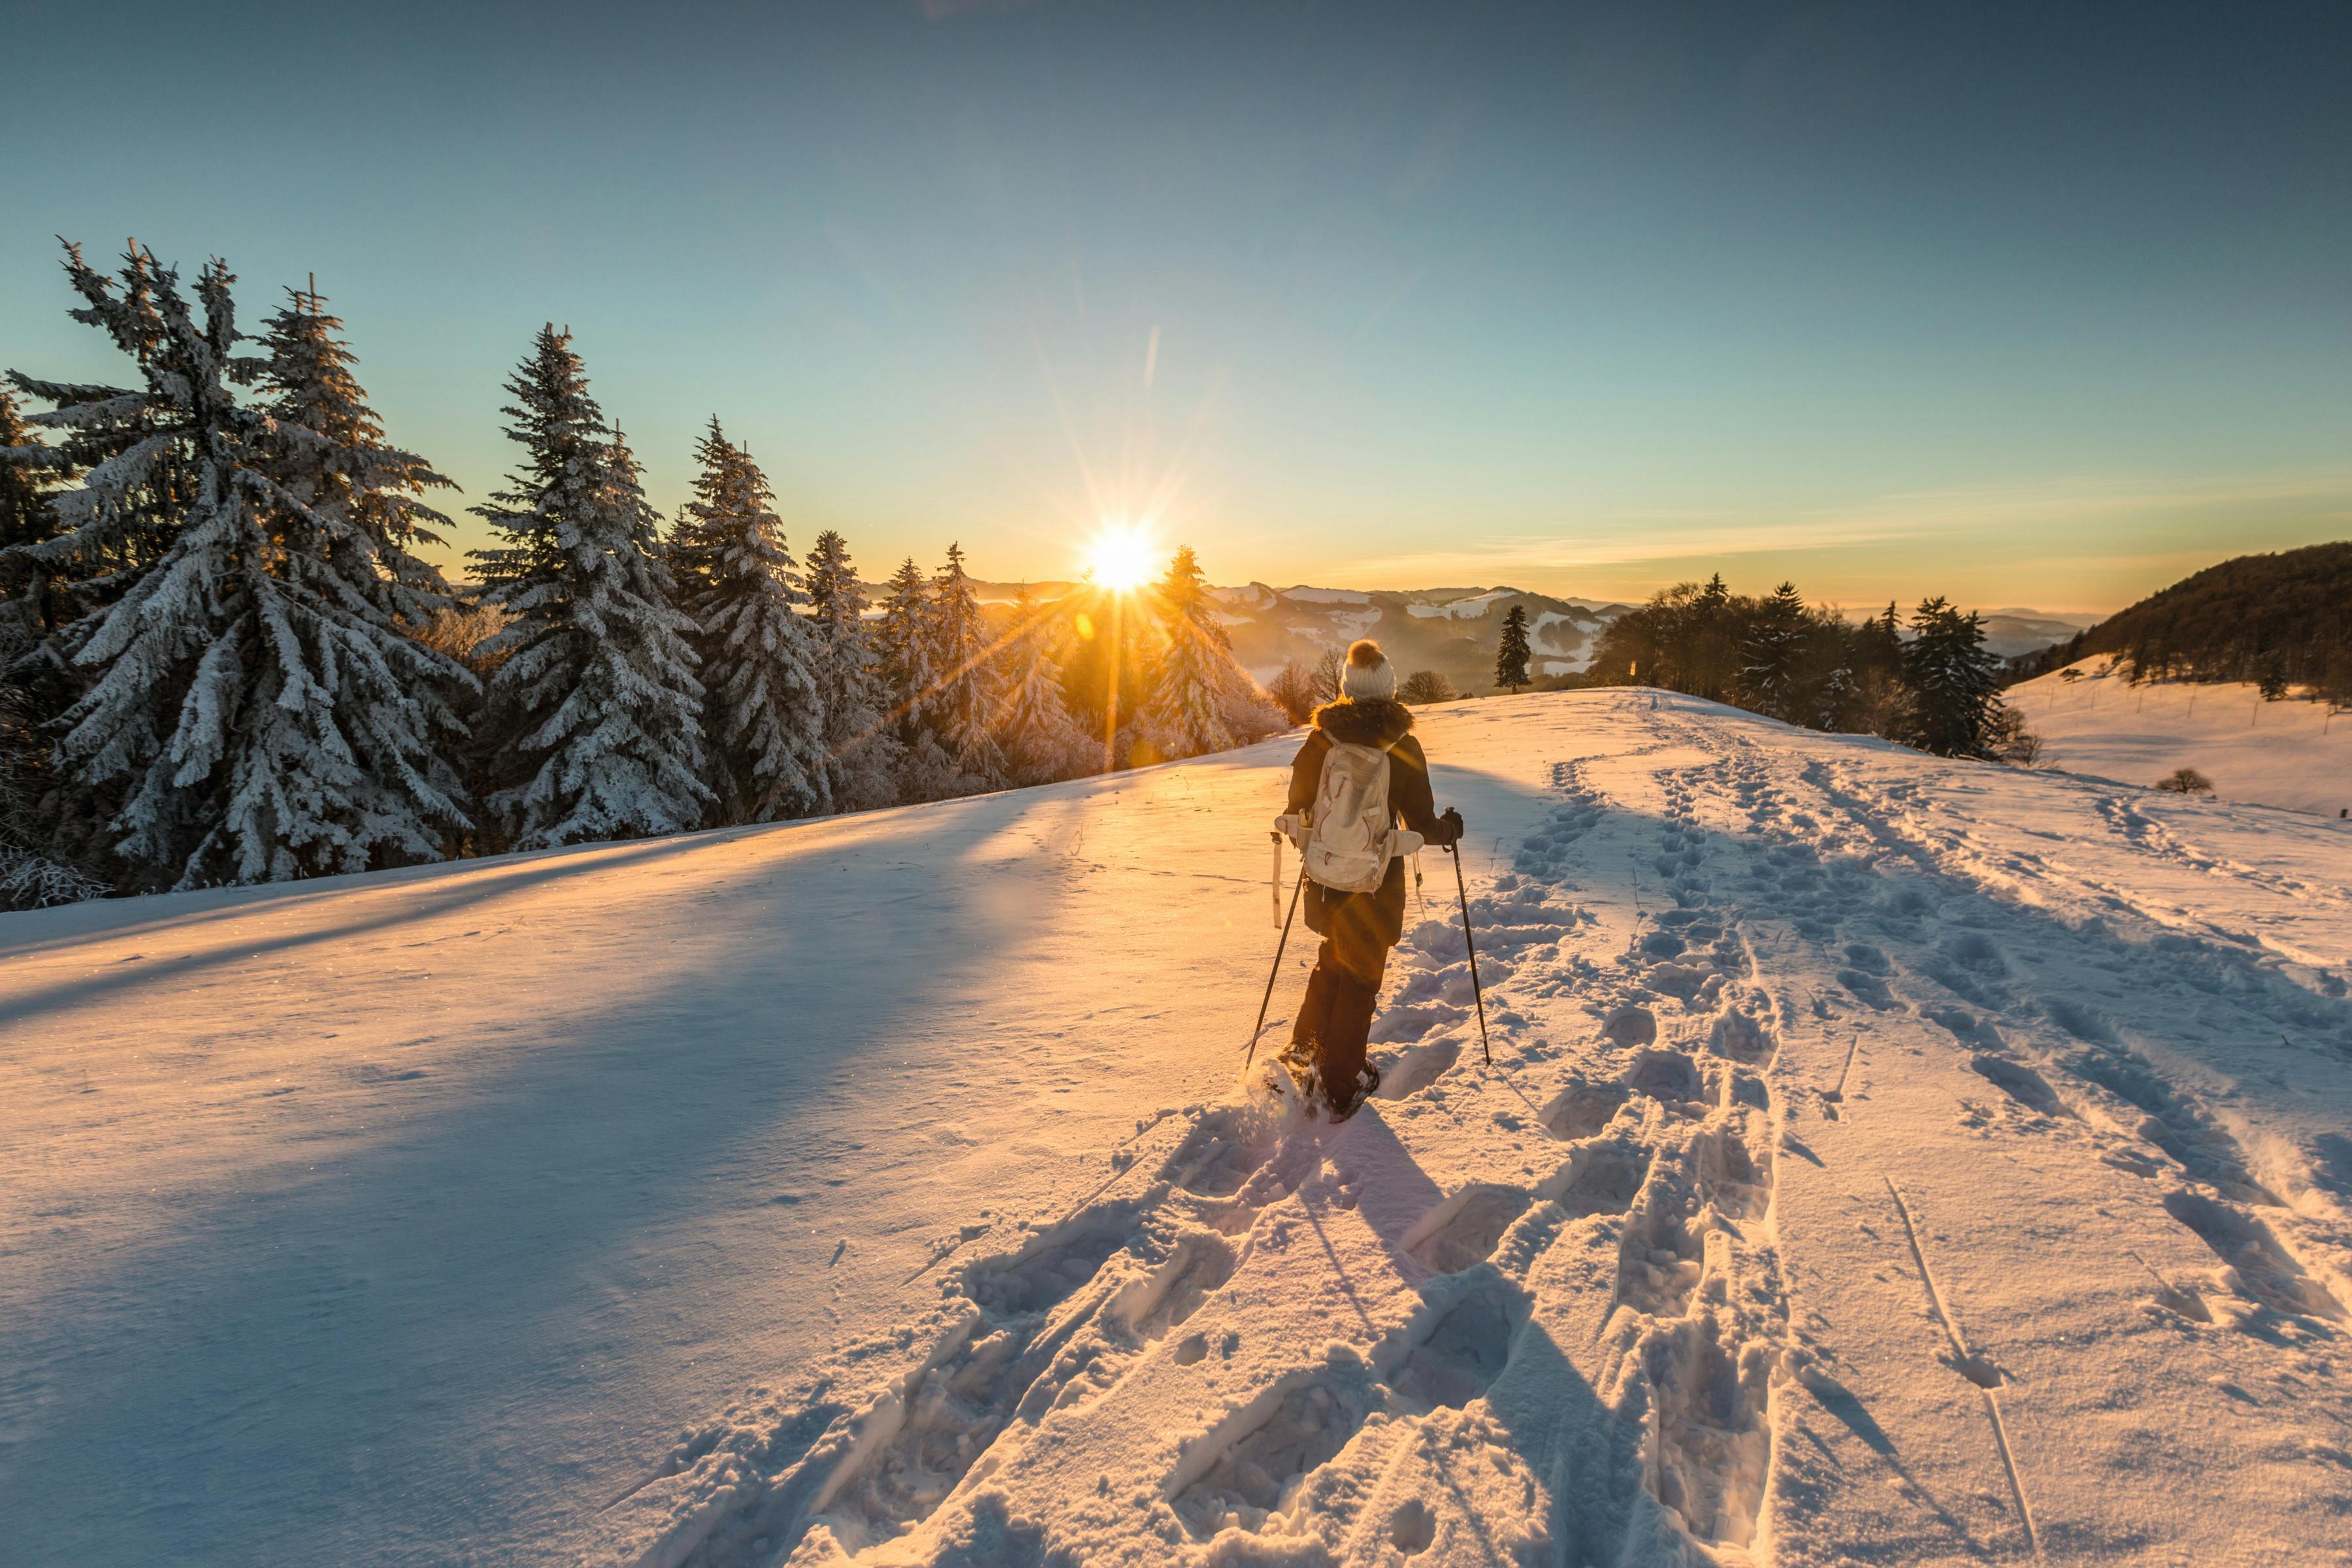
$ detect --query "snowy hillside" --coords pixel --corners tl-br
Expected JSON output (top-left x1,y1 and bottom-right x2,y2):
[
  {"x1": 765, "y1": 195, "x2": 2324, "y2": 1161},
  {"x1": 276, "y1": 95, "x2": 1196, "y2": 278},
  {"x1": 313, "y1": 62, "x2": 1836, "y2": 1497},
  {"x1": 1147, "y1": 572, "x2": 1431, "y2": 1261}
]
[
  {"x1": 7, "y1": 692, "x2": 2351, "y2": 1567},
  {"x1": 2010, "y1": 659, "x2": 2351, "y2": 818}
]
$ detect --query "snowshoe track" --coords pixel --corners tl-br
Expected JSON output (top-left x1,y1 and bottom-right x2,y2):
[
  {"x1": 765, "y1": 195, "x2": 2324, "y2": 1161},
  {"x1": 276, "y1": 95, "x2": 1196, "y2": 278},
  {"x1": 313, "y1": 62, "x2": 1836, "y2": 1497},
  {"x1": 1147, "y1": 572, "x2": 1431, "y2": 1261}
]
[{"x1": 605, "y1": 692, "x2": 2352, "y2": 1568}]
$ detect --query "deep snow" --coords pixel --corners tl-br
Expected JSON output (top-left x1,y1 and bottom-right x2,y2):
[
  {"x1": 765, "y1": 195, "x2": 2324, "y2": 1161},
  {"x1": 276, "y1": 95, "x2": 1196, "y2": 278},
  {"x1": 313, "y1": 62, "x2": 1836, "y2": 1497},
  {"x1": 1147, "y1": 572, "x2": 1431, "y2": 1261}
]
[{"x1": 6, "y1": 690, "x2": 2351, "y2": 1567}]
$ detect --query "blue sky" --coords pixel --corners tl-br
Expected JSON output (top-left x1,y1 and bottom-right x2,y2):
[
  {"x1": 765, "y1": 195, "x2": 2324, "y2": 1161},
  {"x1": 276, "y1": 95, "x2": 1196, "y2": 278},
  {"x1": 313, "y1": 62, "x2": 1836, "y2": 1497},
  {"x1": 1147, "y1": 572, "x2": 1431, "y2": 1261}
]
[{"x1": 5, "y1": 0, "x2": 2347, "y2": 612}]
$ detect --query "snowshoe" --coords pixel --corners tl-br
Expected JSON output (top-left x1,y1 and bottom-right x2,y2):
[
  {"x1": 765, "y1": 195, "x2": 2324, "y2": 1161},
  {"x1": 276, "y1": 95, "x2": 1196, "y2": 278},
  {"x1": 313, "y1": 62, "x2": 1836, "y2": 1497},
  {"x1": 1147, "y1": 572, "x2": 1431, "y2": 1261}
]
[{"x1": 1327, "y1": 1064, "x2": 1382, "y2": 1123}]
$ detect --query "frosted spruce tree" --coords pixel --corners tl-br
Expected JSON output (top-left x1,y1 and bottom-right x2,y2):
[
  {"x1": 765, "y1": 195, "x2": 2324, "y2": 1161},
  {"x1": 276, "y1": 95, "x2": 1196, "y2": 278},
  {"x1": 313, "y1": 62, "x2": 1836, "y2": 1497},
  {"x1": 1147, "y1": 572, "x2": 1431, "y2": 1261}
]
[
  {"x1": 249, "y1": 283, "x2": 458, "y2": 622},
  {"x1": 876, "y1": 555, "x2": 956, "y2": 800},
  {"x1": 1137, "y1": 546, "x2": 1238, "y2": 759},
  {"x1": 5, "y1": 243, "x2": 470, "y2": 890},
  {"x1": 670, "y1": 420, "x2": 826, "y2": 823},
  {"x1": 999, "y1": 585, "x2": 1091, "y2": 785},
  {"x1": 1903, "y1": 597, "x2": 2005, "y2": 757},
  {"x1": 470, "y1": 327, "x2": 708, "y2": 848},
  {"x1": 246, "y1": 284, "x2": 474, "y2": 830},
  {"x1": 928, "y1": 542, "x2": 1007, "y2": 788},
  {"x1": 803, "y1": 529, "x2": 900, "y2": 811}
]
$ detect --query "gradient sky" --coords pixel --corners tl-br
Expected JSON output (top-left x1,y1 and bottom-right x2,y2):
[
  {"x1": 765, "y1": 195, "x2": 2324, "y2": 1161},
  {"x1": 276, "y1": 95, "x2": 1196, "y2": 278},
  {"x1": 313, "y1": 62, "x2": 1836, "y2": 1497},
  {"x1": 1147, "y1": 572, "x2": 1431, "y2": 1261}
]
[{"x1": 5, "y1": 1, "x2": 2348, "y2": 614}]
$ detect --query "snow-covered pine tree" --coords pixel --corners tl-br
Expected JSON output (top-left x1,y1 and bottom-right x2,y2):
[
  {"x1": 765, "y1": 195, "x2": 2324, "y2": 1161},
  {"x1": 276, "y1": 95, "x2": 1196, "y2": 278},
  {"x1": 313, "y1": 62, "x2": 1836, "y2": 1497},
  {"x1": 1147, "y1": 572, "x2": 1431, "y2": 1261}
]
[
  {"x1": 247, "y1": 282, "x2": 458, "y2": 624},
  {"x1": 6, "y1": 244, "x2": 472, "y2": 889},
  {"x1": 1737, "y1": 580, "x2": 1808, "y2": 721},
  {"x1": 470, "y1": 328, "x2": 709, "y2": 847},
  {"x1": 5, "y1": 247, "x2": 192, "y2": 684},
  {"x1": 1137, "y1": 546, "x2": 1238, "y2": 759},
  {"x1": 874, "y1": 554, "x2": 962, "y2": 800},
  {"x1": 876, "y1": 555, "x2": 935, "y2": 734},
  {"x1": 1903, "y1": 596, "x2": 2004, "y2": 757},
  {"x1": 802, "y1": 529, "x2": 901, "y2": 811},
  {"x1": 670, "y1": 419, "x2": 827, "y2": 823},
  {"x1": 999, "y1": 585, "x2": 1091, "y2": 785},
  {"x1": 246, "y1": 283, "x2": 474, "y2": 841},
  {"x1": 2, "y1": 250, "x2": 182, "y2": 884},
  {"x1": 927, "y1": 542, "x2": 1008, "y2": 788},
  {"x1": 1495, "y1": 604, "x2": 1533, "y2": 692}
]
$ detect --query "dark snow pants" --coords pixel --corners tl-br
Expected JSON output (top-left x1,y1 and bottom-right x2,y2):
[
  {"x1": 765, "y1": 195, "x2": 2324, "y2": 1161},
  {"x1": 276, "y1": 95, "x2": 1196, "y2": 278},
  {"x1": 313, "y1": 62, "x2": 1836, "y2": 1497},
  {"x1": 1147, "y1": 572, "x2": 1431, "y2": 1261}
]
[{"x1": 1290, "y1": 887, "x2": 1395, "y2": 1110}]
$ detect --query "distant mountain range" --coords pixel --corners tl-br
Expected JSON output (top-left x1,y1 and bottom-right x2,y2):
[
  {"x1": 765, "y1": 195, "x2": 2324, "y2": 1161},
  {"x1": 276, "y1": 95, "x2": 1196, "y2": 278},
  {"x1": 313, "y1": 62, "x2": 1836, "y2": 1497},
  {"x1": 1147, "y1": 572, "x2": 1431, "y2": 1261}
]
[
  {"x1": 1201, "y1": 584, "x2": 1633, "y2": 689},
  {"x1": 934, "y1": 578, "x2": 2091, "y2": 692}
]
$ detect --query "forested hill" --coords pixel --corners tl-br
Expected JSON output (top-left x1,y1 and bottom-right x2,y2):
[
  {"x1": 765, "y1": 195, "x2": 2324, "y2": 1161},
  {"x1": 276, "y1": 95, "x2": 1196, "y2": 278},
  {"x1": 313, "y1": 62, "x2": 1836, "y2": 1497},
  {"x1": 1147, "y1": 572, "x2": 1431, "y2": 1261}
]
[{"x1": 2010, "y1": 542, "x2": 2351, "y2": 699}]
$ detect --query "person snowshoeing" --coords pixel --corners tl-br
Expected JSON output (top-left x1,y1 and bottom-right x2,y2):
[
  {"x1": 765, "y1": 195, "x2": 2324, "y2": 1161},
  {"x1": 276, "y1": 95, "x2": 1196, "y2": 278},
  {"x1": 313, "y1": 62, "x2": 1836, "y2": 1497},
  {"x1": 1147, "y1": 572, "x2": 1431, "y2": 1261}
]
[{"x1": 1275, "y1": 638, "x2": 1464, "y2": 1119}]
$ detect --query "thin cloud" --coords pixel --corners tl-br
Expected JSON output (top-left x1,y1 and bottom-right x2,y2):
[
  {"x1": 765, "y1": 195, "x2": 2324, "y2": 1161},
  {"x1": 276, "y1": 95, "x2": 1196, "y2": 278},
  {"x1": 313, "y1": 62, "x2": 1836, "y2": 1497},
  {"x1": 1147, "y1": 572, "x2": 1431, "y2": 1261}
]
[{"x1": 1345, "y1": 469, "x2": 2352, "y2": 582}]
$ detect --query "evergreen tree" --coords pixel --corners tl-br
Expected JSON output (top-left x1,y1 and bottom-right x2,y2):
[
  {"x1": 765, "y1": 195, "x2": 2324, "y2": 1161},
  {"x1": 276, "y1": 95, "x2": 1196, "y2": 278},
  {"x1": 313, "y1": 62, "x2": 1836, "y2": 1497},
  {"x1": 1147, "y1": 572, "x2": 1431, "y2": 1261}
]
[
  {"x1": 7, "y1": 244, "x2": 470, "y2": 889},
  {"x1": 0, "y1": 674, "x2": 101, "y2": 907},
  {"x1": 0, "y1": 385, "x2": 63, "y2": 643},
  {"x1": 1, "y1": 386, "x2": 88, "y2": 903},
  {"x1": 1495, "y1": 604, "x2": 1533, "y2": 692},
  {"x1": 927, "y1": 542, "x2": 1007, "y2": 787},
  {"x1": 248, "y1": 282, "x2": 456, "y2": 625},
  {"x1": 1137, "y1": 545, "x2": 1237, "y2": 758},
  {"x1": 876, "y1": 555, "x2": 936, "y2": 735},
  {"x1": 670, "y1": 420, "x2": 827, "y2": 823},
  {"x1": 1737, "y1": 580, "x2": 1809, "y2": 721},
  {"x1": 1057, "y1": 586, "x2": 1149, "y2": 755},
  {"x1": 803, "y1": 529, "x2": 900, "y2": 811},
  {"x1": 1903, "y1": 596, "x2": 2005, "y2": 757},
  {"x1": 470, "y1": 328, "x2": 708, "y2": 848},
  {"x1": 247, "y1": 284, "x2": 474, "y2": 843},
  {"x1": 1842, "y1": 600, "x2": 1913, "y2": 739},
  {"x1": 1000, "y1": 585, "x2": 1090, "y2": 785},
  {"x1": 3, "y1": 246, "x2": 187, "y2": 881},
  {"x1": 1855, "y1": 602, "x2": 1904, "y2": 677},
  {"x1": 875, "y1": 555, "x2": 955, "y2": 801}
]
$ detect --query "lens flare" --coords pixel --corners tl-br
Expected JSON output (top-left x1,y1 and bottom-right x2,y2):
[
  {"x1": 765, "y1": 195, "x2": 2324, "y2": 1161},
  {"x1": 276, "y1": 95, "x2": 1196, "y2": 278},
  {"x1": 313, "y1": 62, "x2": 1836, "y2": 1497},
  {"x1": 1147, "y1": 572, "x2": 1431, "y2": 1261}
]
[{"x1": 1086, "y1": 522, "x2": 1158, "y2": 592}]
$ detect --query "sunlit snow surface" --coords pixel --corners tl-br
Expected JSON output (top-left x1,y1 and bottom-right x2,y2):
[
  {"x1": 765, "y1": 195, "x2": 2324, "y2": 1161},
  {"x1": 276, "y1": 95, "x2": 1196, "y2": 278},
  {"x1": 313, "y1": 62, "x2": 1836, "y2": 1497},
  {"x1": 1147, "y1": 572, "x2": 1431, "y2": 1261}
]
[
  {"x1": 2009, "y1": 659, "x2": 2351, "y2": 819},
  {"x1": 5, "y1": 690, "x2": 2350, "y2": 1567}
]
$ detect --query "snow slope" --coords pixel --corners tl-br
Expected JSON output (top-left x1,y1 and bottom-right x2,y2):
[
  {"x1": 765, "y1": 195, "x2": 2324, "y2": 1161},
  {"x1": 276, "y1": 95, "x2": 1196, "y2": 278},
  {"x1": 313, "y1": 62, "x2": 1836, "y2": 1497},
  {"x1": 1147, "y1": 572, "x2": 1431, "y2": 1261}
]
[
  {"x1": 8, "y1": 692, "x2": 2352, "y2": 1567},
  {"x1": 2009, "y1": 659, "x2": 2352, "y2": 818}
]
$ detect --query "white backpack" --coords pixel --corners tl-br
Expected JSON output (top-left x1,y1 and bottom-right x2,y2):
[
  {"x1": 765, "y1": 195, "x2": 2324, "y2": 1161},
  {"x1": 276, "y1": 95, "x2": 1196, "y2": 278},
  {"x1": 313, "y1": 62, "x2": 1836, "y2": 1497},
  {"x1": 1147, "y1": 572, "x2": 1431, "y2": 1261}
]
[{"x1": 1283, "y1": 739, "x2": 1424, "y2": 894}]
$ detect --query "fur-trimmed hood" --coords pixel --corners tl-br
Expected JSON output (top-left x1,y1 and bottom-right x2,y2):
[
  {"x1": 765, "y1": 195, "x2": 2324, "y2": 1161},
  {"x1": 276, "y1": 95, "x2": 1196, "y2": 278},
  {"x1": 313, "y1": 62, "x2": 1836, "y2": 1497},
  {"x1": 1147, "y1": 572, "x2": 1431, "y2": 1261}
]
[{"x1": 1310, "y1": 697, "x2": 1414, "y2": 748}]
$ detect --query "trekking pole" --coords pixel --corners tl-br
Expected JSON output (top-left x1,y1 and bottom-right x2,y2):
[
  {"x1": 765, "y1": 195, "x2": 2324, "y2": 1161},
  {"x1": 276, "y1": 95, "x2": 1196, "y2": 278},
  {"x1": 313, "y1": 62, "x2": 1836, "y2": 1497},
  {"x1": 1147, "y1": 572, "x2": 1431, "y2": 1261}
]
[
  {"x1": 1246, "y1": 836, "x2": 1309, "y2": 1066},
  {"x1": 1446, "y1": 840, "x2": 1493, "y2": 1066}
]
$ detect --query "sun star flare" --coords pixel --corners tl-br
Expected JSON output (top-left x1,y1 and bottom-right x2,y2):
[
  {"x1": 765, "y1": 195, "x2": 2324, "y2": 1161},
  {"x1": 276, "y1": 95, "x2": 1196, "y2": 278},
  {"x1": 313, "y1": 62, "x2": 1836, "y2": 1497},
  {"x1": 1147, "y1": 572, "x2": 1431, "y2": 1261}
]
[{"x1": 1085, "y1": 521, "x2": 1158, "y2": 593}]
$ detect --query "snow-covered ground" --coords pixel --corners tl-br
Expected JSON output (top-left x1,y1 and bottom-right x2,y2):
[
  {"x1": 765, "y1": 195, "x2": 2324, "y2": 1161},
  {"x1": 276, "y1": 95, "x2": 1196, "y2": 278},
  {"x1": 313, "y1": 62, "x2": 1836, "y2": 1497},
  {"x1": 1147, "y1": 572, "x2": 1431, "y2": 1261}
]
[
  {"x1": 2009, "y1": 659, "x2": 2352, "y2": 819},
  {"x1": 7, "y1": 691, "x2": 2351, "y2": 1567}
]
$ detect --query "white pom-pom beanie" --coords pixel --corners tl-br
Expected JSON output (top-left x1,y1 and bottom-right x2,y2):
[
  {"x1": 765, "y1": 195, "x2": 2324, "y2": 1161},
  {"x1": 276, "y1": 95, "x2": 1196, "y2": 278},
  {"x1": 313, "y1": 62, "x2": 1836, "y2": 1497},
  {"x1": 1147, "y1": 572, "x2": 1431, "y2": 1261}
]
[{"x1": 1341, "y1": 639, "x2": 1396, "y2": 701}]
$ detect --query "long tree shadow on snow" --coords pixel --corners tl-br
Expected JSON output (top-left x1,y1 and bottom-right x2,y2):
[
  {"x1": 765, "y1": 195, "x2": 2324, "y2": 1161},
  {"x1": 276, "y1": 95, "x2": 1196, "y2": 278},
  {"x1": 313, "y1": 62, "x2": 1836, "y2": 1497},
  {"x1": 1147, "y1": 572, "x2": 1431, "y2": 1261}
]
[{"x1": 0, "y1": 784, "x2": 1177, "y2": 1567}]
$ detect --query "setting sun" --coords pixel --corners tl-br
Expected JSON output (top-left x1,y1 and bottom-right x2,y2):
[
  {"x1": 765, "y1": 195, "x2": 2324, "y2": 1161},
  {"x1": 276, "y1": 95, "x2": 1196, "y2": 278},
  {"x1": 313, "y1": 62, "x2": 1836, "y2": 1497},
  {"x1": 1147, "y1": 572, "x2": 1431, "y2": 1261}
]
[{"x1": 1085, "y1": 522, "x2": 1158, "y2": 592}]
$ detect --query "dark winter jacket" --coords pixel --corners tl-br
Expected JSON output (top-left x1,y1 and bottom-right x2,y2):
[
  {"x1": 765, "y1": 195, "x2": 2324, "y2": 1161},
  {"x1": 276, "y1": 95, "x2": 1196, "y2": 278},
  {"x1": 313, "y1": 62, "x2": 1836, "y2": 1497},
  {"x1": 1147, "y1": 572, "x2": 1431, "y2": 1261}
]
[{"x1": 1286, "y1": 698, "x2": 1456, "y2": 956}]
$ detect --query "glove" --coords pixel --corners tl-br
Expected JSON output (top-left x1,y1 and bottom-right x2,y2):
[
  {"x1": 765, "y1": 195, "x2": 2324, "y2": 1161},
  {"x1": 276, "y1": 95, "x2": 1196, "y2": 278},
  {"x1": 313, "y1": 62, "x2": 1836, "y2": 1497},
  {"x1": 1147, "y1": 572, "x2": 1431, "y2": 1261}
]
[{"x1": 1438, "y1": 807, "x2": 1465, "y2": 848}]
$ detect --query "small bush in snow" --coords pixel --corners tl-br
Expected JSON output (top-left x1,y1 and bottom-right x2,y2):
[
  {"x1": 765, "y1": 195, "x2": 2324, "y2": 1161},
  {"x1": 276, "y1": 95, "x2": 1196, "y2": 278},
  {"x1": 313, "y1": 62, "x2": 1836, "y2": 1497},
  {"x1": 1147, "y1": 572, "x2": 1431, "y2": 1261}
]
[{"x1": 1399, "y1": 669, "x2": 1460, "y2": 705}]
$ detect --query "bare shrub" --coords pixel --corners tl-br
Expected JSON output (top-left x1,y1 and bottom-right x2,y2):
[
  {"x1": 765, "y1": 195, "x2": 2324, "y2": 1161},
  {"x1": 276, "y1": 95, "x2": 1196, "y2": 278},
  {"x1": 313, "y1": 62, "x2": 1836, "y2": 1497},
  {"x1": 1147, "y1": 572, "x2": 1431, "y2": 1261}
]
[{"x1": 1397, "y1": 669, "x2": 1460, "y2": 705}]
